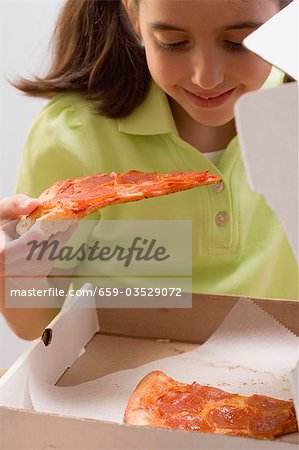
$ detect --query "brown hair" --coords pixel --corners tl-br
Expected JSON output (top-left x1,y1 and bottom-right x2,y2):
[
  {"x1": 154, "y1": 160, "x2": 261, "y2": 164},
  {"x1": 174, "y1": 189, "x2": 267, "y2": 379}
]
[
  {"x1": 13, "y1": 0, "x2": 293, "y2": 118},
  {"x1": 13, "y1": 0, "x2": 150, "y2": 119},
  {"x1": 279, "y1": 0, "x2": 293, "y2": 6}
]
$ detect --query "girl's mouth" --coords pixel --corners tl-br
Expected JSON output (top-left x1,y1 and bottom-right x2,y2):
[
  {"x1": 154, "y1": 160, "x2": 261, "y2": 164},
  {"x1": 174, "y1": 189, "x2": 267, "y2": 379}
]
[{"x1": 183, "y1": 88, "x2": 236, "y2": 108}]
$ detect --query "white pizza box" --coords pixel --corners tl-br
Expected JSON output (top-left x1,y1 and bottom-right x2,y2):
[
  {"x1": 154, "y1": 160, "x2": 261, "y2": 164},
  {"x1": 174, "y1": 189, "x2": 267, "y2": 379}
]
[
  {"x1": 235, "y1": 0, "x2": 298, "y2": 262},
  {"x1": 0, "y1": 286, "x2": 298, "y2": 450}
]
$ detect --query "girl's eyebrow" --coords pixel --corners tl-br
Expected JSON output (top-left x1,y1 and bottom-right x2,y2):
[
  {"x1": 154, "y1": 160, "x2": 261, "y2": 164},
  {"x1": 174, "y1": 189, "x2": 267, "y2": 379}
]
[
  {"x1": 220, "y1": 21, "x2": 263, "y2": 31},
  {"x1": 149, "y1": 21, "x2": 262, "y2": 32},
  {"x1": 149, "y1": 22, "x2": 187, "y2": 32}
]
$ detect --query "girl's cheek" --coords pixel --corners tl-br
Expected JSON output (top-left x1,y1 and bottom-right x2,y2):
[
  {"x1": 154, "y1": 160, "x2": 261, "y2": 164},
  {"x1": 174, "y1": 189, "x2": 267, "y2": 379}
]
[
  {"x1": 146, "y1": 53, "x2": 175, "y2": 81},
  {"x1": 238, "y1": 55, "x2": 273, "y2": 90},
  {"x1": 146, "y1": 49, "x2": 187, "y2": 84}
]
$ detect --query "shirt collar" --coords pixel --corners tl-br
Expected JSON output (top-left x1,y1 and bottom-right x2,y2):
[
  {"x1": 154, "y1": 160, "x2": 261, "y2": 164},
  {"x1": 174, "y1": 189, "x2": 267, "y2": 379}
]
[
  {"x1": 117, "y1": 80, "x2": 178, "y2": 136},
  {"x1": 262, "y1": 65, "x2": 285, "y2": 90}
]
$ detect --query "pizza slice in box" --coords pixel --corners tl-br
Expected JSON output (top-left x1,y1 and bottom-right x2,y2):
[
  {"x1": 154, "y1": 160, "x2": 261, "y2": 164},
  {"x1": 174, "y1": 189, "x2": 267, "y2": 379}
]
[
  {"x1": 16, "y1": 170, "x2": 220, "y2": 235},
  {"x1": 124, "y1": 371, "x2": 298, "y2": 440}
]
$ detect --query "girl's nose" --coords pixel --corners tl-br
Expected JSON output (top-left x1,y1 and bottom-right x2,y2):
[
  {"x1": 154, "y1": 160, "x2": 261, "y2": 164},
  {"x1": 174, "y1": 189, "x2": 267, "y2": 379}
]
[{"x1": 191, "y1": 49, "x2": 224, "y2": 90}]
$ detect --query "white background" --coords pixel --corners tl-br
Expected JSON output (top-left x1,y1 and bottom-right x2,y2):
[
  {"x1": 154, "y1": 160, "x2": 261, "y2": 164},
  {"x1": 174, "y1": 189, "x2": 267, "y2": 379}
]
[{"x1": 0, "y1": 0, "x2": 64, "y2": 369}]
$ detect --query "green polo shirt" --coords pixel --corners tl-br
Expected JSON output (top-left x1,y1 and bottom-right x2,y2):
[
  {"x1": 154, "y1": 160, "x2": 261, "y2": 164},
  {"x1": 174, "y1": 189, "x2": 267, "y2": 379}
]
[{"x1": 16, "y1": 67, "x2": 298, "y2": 300}]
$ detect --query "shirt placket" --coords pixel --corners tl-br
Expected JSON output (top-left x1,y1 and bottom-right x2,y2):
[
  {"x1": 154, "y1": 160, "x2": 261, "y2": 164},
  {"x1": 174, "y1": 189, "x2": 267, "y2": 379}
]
[
  {"x1": 168, "y1": 134, "x2": 235, "y2": 253},
  {"x1": 206, "y1": 174, "x2": 234, "y2": 252}
]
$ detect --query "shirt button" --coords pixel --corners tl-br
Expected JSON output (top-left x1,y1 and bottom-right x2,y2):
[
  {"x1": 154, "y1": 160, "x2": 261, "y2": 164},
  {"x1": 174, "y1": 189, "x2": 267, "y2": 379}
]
[
  {"x1": 215, "y1": 211, "x2": 229, "y2": 227},
  {"x1": 211, "y1": 180, "x2": 224, "y2": 192}
]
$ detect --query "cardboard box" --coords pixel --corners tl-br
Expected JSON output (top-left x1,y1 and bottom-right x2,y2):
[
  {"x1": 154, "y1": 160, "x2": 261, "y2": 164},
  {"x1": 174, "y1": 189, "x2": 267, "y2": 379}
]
[
  {"x1": 0, "y1": 293, "x2": 298, "y2": 450},
  {"x1": 235, "y1": 0, "x2": 298, "y2": 263}
]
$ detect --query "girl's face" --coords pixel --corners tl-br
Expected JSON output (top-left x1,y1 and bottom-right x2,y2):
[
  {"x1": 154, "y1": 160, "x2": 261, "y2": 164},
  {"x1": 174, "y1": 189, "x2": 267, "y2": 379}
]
[{"x1": 124, "y1": 0, "x2": 280, "y2": 127}]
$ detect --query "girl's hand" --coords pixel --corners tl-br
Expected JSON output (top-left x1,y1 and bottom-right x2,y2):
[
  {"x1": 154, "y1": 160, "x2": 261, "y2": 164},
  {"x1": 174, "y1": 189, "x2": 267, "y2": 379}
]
[{"x1": 0, "y1": 194, "x2": 77, "y2": 279}]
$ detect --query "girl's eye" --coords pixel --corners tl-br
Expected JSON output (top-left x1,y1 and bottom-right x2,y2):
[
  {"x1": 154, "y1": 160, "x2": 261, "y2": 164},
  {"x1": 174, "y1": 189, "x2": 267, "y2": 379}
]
[
  {"x1": 224, "y1": 40, "x2": 245, "y2": 53},
  {"x1": 157, "y1": 40, "x2": 189, "y2": 52}
]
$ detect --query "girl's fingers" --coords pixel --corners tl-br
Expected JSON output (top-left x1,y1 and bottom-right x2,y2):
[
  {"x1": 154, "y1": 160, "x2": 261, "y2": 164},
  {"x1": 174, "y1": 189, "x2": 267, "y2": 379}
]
[
  {"x1": 3, "y1": 222, "x2": 78, "y2": 268},
  {"x1": 0, "y1": 195, "x2": 40, "y2": 220},
  {"x1": 2, "y1": 219, "x2": 78, "y2": 279},
  {"x1": 2, "y1": 223, "x2": 44, "y2": 264},
  {"x1": 1, "y1": 220, "x2": 19, "y2": 242}
]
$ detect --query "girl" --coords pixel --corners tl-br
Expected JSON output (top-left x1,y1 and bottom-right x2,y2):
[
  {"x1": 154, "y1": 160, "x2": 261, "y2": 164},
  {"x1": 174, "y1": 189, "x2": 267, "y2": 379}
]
[{"x1": 0, "y1": 0, "x2": 296, "y2": 340}]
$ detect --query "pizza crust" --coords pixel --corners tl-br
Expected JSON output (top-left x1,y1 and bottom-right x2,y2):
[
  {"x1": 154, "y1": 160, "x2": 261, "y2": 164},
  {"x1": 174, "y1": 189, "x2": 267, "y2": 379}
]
[
  {"x1": 125, "y1": 371, "x2": 178, "y2": 427},
  {"x1": 16, "y1": 217, "x2": 76, "y2": 237}
]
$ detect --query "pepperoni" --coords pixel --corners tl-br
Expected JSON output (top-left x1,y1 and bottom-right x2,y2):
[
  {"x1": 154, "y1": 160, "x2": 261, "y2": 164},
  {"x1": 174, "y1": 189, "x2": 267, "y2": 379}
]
[
  {"x1": 118, "y1": 171, "x2": 160, "y2": 184},
  {"x1": 156, "y1": 389, "x2": 205, "y2": 414},
  {"x1": 56, "y1": 174, "x2": 115, "y2": 200},
  {"x1": 249, "y1": 410, "x2": 296, "y2": 436},
  {"x1": 248, "y1": 394, "x2": 293, "y2": 410},
  {"x1": 207, "y1": 405, "x2": 253, "y2": 429},
  {"x1": 189, "y1": 383, "x2": 237, "y2": 401},
  {"x1": 165, "y1": 414, "x2": 212, "y2": 432}
]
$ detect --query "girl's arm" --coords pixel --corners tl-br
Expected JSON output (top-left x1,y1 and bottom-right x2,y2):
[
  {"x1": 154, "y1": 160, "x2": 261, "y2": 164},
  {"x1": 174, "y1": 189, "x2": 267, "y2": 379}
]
[
  {"x1": 0, "y1": 194, "x2": 74, "y2": 340},
  {"x1": 1, "y1": 276, "x2": 71, "y2": 341}
]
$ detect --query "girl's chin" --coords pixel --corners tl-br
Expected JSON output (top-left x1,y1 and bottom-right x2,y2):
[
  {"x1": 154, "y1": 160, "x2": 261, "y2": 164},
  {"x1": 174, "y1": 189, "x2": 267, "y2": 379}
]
[{"x1": 187, "y1": 111, "x2": 235, "y2": 127}]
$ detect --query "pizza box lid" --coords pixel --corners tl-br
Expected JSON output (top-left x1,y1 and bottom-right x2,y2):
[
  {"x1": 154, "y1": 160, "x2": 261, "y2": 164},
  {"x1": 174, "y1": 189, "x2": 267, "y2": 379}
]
[
  {"x1": 235, "y1": 1, "x2": 298, "y2": 262},
  {"x1": 243, "y1": 1, "x2": 298, "y2": 81},
  {"x1": 0, "y1": 287, "x2": 298, "y2": 449}
]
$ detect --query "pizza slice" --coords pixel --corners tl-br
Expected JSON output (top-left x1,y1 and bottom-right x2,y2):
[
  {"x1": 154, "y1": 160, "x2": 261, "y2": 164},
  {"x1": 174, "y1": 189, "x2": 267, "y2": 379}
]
[
  {"x1": 124, "y1": 371, "x2": 298, "y2": 440},
  {"x1": 16, "y1": 170, "x2": 220, "y2": 235}
]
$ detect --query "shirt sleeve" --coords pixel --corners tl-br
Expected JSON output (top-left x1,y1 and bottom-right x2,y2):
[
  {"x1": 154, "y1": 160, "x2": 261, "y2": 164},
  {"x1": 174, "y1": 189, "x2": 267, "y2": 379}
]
[{"x1": 16, "y1": 93, "x2": 96, "y2": 196}]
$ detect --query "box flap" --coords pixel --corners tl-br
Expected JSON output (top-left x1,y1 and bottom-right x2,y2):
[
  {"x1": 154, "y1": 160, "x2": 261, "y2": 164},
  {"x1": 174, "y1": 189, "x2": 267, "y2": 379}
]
[
  {"x1": 96, "y1": 294, "x2": 299, "y2": 342},
  {"x1": 235, "y1": 83, "x2": 298, "y2": 262},
  {"x1": 244, "y1": 1, "x2": 298, "y2": 80},
  {"x1": 0, "y1": 284, "x2": 99, "y2": 408}
]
